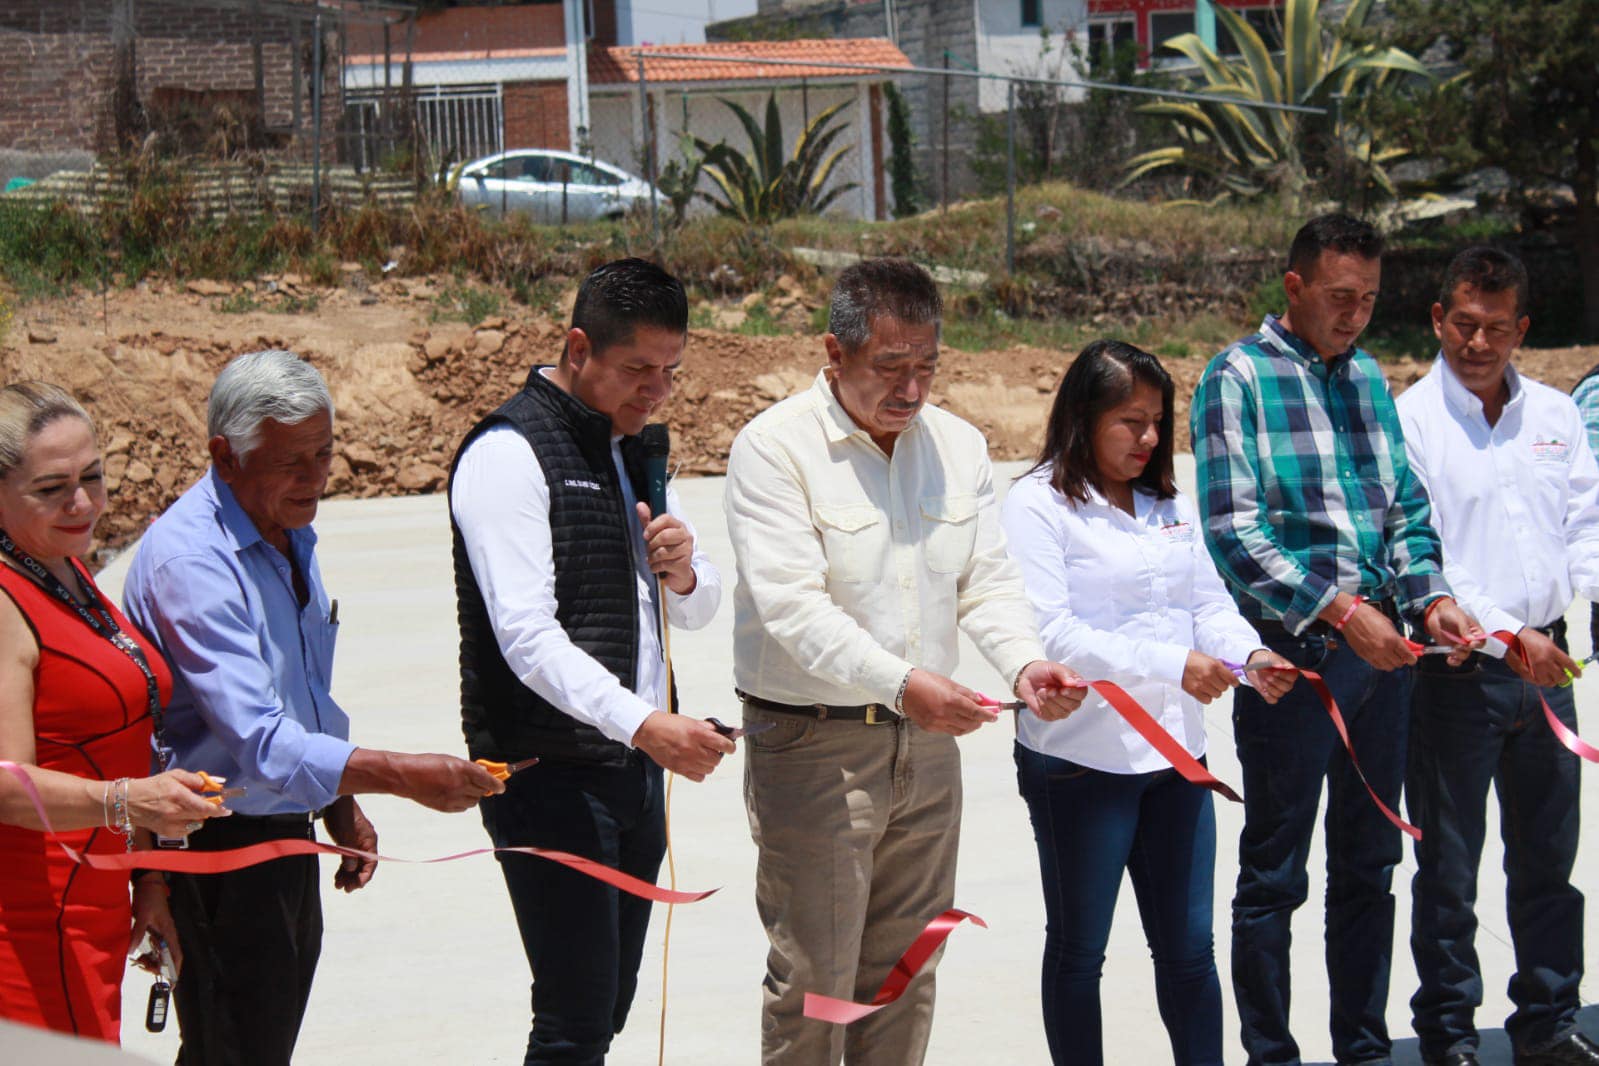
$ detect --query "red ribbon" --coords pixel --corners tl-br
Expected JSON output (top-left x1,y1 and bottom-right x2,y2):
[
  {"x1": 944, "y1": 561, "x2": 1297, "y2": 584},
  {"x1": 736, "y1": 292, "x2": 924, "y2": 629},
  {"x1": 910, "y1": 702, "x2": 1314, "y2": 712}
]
[
  {"x1": 0, "y1": 761, "x2": 715, "y2": 905},
  {"x1": 802, "y1": 908, "x2": 987, "y2": 1024},
  {"x1": 1292, "y1": 668, "x2": 1420, "y2": 841},
  {"x1": 1089, "y1": 680, "x2": 1242, "y2": 803},
  {"x1": 1489, "y1": 631, "x2": 1599, "y2": 763}
]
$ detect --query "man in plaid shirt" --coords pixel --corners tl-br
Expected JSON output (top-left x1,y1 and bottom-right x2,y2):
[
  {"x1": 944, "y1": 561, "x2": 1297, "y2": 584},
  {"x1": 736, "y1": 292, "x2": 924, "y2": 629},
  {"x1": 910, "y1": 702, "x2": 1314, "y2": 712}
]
[{"x1": 1191, "y1": 214, "x2": 1482, "y2": 1066}]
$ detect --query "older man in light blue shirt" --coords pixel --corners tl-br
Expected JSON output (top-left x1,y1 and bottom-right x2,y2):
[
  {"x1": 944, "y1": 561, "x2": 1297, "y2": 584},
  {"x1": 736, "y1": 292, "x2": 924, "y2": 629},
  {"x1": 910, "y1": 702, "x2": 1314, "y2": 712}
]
[
  {"x1": 123, "y1": 349, "x2": 499, "y2": 1066},
  {"x1": 126, "y1": 464, "x2": 354, "y2": 815}
]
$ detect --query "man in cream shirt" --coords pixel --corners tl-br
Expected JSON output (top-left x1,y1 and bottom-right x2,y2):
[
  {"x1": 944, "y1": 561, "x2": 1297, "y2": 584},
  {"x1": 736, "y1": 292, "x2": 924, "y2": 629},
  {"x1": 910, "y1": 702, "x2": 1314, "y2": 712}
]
[
  {"x1": 1397, "y1": 247, "x2": 1599, "y2": 1066},
  {"x1": 724, "y1": 257, "x2": 1085, "y2": 1065}
]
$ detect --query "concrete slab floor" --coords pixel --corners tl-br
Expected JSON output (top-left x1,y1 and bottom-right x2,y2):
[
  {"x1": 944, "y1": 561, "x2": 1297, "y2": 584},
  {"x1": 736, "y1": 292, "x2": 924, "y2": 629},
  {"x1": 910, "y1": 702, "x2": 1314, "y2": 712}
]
[{"x1": 90, "y1": 458, "x2": 1599, "y2": 1065}]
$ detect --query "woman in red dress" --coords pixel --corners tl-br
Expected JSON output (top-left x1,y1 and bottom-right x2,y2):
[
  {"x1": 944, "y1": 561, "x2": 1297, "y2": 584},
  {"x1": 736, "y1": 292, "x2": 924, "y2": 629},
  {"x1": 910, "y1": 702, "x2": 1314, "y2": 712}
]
[{"x1": 0, "y1": 382, "x2": 224, "y2": 1043}]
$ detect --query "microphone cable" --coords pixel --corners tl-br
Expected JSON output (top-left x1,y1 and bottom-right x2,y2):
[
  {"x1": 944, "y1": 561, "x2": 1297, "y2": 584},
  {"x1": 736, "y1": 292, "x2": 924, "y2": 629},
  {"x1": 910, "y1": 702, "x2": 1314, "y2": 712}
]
[{"x1": 656, "y1": 571, "x2": 676, "y2": 1066}]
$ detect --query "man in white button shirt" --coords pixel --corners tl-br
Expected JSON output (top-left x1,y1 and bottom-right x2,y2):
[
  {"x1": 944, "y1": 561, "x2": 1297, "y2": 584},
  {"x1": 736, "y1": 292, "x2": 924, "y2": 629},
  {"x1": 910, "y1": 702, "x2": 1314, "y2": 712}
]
[
  {"x1": 448, "y1": 258, "x2": 736, "y2": 1065},
  {"x1": 724, "y1": 257, "x2": 1086, "y2": 1064},
  {"x1": 1397, "y1": 247, "x2": 1599, "y2": 1066}
]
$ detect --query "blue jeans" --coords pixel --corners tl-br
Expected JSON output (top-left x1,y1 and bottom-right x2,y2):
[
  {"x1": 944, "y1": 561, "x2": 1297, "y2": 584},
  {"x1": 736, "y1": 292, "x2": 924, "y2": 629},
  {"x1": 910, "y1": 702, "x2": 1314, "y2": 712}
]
[
  {"x1": 479, "y1": 755, "x2": 665, "y2": 1066},
  {"x1": 1231, "y1": 633, "x2": 1411, "y2": 1066},
  {"x1": 1408, "y1": 654, "x2": 1584, "y2": 1059},
  {"x1": 1015, "y1": 743, "x2": 1222, "y2": 1066}
]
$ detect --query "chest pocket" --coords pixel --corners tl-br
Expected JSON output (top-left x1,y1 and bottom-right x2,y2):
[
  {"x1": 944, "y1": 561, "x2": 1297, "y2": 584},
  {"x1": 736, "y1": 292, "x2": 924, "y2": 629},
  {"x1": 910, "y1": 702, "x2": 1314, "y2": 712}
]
[
  {"x1": 304, "y1": 610, "x2": 339, "y2": 689},
  {"x1": 922, "y1": 494, "x2": 979, "y2": 575},
  {"x1": 1527, "y1": 443, "x2": 1570, "y2": 519},
  {"x1": 815, "y1": 503, "x2": 887, "y2": 584}
]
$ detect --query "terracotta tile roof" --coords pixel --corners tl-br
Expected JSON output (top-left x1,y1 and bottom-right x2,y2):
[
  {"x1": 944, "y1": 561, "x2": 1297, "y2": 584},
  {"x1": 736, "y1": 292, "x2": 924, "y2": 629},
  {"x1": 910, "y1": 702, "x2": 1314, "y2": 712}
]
[{"x1": 589, "y1": 38, "x2": 913, "y2": 86}]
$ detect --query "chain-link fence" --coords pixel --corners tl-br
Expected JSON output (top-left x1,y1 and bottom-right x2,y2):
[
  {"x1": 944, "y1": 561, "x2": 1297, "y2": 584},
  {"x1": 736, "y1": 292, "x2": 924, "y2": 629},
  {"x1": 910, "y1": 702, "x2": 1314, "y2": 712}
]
[
  {"x1": 614, "y1": 47, "x2": 1322, "y2": 269},
  {"x1": 0, "y1": 3, "x2": 1323, "y2": 246}
]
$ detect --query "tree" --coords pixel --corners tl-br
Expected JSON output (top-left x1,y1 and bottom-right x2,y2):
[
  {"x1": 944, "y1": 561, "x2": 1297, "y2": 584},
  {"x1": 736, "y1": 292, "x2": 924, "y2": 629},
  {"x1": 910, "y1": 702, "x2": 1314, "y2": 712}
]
[
  {"x1": 883, "y1": 82, "x2": 921, "y2": 218},
  {"x1": 1370, "y1": 0, "x2": 1599, "y2": 340},
  {"x1": 693, "y1": 94, "x2": 858, "y2": 223},
  {"x1": 1123, "y1": 0, "x2": 1428, "y2": 203}
]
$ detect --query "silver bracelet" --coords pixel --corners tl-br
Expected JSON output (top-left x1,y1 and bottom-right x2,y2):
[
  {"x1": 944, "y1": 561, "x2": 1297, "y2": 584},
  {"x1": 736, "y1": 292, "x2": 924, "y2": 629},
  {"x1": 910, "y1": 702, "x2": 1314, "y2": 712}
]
[
  {"x1": 893, "y1": 669, "x2": 913, "y2": 713},
  {"x1": 111, "y1": 778, "x2": 133, "y2": 851}
]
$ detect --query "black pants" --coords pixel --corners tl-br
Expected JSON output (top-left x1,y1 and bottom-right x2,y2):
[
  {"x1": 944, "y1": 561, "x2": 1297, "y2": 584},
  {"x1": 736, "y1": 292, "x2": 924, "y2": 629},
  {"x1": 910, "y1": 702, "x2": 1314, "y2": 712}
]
[
  {"x1": 169, "y1": 813, "x2": 322, "y2": 1066},
  {"x1": 479, "y1": 754, "x2": 665, "y2": 1066}
]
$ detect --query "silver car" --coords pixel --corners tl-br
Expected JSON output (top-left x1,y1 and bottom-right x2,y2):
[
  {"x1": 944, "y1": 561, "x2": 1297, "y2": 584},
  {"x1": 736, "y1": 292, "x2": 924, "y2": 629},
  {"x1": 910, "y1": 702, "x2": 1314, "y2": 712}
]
[{"x1": 457, "y1": 149, "x2": 657, "y2": 223}]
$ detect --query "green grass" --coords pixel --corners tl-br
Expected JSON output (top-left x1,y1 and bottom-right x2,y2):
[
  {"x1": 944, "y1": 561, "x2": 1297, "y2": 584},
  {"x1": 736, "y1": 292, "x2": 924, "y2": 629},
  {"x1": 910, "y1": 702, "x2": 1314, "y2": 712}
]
[
  {"x1": 218, "y1": 291, "x2": 259, "y2": 314},
  {"x1": 429, "y1": 282, "x2": 503, "y2": 325},
  {"x1": 0, "y1": 170, "x2": 1296, "y2": 307},
  {"x1": 942, "y1": 307, "x2": 1245, "y2": 358},
  {"x1": 732, "y1": 301, "x2": 786, "y2": 337},
  {"x1": 4, "y1": 162, "x2": 1584, "y2": 344}
]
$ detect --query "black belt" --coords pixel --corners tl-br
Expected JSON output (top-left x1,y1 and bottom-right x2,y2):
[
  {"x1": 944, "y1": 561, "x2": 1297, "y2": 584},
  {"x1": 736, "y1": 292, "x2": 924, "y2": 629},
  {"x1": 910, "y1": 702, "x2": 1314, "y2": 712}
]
[
  {"x1": 736, "y1": 689, "x2": 901, "y2": 725},
  {"x1": 227, "y1": 810, "x2": 316, "y2": 827},
  {"x1": 1533, "y1": 617, "x2": 1568, "y2": 642}
]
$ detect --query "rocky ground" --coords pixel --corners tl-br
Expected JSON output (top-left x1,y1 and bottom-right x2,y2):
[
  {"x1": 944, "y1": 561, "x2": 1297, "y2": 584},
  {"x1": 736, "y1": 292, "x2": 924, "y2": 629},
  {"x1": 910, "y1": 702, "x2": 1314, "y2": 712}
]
[{"x1": 3, "y1": 275, "x2": 1597, "y2": 564}]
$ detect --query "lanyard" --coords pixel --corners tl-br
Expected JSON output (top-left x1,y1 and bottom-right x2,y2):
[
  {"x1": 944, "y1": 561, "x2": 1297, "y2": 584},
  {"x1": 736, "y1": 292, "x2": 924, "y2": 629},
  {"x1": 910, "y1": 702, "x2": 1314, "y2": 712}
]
[{"x1": 0, "y1": 528, "x2": 169, "y2": 770}]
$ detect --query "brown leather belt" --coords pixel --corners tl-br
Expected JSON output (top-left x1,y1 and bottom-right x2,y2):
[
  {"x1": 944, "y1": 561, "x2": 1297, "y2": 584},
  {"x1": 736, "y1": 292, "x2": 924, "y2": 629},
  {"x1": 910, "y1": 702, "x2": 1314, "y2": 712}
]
[{"x1": 736, "y1": 689, "x2": 901, "y2": 725}]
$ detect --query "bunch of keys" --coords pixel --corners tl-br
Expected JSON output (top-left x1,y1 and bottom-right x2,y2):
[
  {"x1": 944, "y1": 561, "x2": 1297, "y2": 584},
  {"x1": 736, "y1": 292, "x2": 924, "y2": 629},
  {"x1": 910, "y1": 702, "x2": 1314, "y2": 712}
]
[{"x1": 132, "y1": 931, "x2": 176, "y2": 1032}]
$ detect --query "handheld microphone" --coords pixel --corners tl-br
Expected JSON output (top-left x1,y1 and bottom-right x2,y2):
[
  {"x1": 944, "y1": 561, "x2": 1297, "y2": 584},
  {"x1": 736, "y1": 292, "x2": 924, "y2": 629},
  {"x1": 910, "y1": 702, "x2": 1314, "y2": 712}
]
[{"x1": 640, "y1": 422, "x2": 671, "y2": 528}]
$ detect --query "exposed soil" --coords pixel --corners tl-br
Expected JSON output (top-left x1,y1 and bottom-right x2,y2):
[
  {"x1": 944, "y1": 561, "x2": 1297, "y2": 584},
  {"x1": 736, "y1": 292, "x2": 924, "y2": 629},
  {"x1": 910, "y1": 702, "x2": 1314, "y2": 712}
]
[{"x1": 3, "y1": 278, "x2": 1597, "y2": 564}]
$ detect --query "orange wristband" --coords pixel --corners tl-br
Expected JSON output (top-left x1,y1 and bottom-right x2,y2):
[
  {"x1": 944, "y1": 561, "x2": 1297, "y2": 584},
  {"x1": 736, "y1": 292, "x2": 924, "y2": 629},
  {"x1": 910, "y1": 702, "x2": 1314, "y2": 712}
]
[{"x1": 1333, "y1": 595, "x2": 1364, "y2": 631}]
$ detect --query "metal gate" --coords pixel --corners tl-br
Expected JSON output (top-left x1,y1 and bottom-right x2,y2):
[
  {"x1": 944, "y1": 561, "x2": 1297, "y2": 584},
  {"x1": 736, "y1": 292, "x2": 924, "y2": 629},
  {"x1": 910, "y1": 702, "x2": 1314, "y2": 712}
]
[{"x1": 343, "y1": 83, "x2": 503, "y2": 171}]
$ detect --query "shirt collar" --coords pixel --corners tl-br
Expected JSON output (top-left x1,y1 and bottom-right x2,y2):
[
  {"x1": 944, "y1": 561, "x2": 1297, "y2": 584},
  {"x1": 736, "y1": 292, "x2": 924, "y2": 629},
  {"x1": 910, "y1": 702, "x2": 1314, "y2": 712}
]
[
  {"x1": 1081, "y1": 480, "x2": 1155, "y2": 521},
  {"x1": 1433, "y1": 351, "x2": 1522, "y2": 421},
  {"x1": 1260, "y1": 313, "x2": 1356, "y2": 372},
  {"x1": 812, "y1": 369, "x2": 923, "y2": 446},
  {"x1": 205, "y1": 466, "x2": 318, "y2": 559}
]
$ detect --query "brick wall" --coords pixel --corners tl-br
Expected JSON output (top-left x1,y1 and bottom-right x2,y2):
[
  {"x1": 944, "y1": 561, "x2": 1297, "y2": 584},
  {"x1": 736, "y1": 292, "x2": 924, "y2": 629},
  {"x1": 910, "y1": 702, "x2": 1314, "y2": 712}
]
[
  {"x1": 503, "y1": 81, "x2": 570, "y2": 150},
  {"x1": 348, "y1": 3, "x2": 568, "y2": 57},
  {"x1": 0, "y1": 0, "x2": 339, "y2": 159}
]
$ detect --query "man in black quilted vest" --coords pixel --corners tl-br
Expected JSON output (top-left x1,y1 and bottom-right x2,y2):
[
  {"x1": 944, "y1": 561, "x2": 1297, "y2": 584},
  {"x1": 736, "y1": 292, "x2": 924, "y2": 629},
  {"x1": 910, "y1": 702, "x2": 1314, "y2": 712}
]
[{"x1": 448, "y1": 257, "x2": 736, "y2": 1065}]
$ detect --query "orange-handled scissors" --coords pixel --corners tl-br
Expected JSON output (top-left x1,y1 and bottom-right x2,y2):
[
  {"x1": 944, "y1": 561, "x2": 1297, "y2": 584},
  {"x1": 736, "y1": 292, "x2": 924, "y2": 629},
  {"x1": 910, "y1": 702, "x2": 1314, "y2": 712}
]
[
  {"x1": 195, "y1": 771, "x2": 246, "y2": 806},
  {"x1": 475, "y1": 757, "x2": 540, "y2": 782}
]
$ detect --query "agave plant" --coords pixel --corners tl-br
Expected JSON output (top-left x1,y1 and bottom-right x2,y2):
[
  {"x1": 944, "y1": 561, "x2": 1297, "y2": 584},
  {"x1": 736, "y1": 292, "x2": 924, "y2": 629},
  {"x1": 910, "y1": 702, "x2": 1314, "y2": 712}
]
[
  {"x1": 1123, "y1": 0, "x2": 1430, "y2": 201},
  {"x1": 694, "y1": 93, "x2": 858, "y2": 223}
]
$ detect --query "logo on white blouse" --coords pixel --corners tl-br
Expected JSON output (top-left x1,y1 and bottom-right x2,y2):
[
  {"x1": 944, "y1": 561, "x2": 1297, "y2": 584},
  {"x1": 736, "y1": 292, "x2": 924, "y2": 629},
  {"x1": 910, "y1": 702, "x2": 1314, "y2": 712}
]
[
  {"x1": 1531, "y1": 438, "x2": 1569, "y2": 463},
  {"x1": 1157, "y1": 520, "x2": 1194, "y2": 543},
  {"x1": 563, "y1": 478, "x2": 604, "y2": 491}
]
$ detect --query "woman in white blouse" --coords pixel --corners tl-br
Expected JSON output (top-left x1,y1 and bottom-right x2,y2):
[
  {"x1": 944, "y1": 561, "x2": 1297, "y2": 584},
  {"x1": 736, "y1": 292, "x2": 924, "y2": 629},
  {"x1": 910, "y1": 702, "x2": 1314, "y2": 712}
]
[{"x1": 1000, "y1": 340, "x2": 1294, "y2": 1066}]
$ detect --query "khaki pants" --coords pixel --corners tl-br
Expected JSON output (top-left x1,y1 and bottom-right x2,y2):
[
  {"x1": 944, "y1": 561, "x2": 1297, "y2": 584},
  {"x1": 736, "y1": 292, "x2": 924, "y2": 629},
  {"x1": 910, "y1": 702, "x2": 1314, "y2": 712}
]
[{"x1": 743, "y1": 702, "x2": 962, "y2": 1066}]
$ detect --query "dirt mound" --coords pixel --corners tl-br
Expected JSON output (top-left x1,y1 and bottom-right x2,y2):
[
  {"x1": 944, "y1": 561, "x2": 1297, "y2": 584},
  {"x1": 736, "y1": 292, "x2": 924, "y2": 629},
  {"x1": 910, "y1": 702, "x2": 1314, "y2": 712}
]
[{"x1": 3, "y1": 281, "x2": 1597, "y2": 565}]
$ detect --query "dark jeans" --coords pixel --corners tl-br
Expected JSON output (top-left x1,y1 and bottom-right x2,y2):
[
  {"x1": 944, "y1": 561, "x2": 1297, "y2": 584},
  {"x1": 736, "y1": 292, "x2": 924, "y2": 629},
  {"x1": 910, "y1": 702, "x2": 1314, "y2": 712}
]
[
  {"x1": 170, "y1": 813, "x2": 322, "y2": 1066},
  {"x1": 1232, "y1": 632, "x2": 1411, "y2": 1066},
  {"x1": 479, "y1": 754, "x2": 666, "y2": 1066},
  {"x1": 1408, "y1": 653, "x2": 1584, "y2": 1059},
  {"x1": 1015, "y1": 743, "x2": 1222, "y2": 1066}
]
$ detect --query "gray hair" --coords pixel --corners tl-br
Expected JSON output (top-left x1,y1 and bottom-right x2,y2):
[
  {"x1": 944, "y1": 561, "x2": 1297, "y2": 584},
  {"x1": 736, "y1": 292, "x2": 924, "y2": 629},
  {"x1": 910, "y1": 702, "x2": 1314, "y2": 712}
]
[
  {"x1": 827, "y1": 257, "x2": 943, "y2": 353},
  {"x1": 0, "y1": 381, "x2": 95, "y2": 480},
  {"x1": 207, "y1": 350, "x2": 334, "y2": 459}
]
